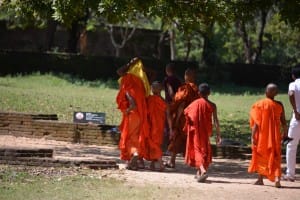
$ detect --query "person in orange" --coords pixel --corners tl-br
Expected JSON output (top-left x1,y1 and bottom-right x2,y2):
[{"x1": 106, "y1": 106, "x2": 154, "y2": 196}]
[
  {"x1": 248, "y1": 83, "x2": 288, "y2": 188},
  {"x1": 184, "y1": 83, "x2": 221, "y2": 182},
  {"x1": 116, "y1": 57, "x2": 150, "y2": 170},
  {"x1": 162, "y1": 63, "x2": 182, "y2": 152},
  {"x1": 165, "y1": 68, "x2": 199, "y2": 168},
  {"x1": 145, "y1": 81, "x2": 167, "y2": 171}
]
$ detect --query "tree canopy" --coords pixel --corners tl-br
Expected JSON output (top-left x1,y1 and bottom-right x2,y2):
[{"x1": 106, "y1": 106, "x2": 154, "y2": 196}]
[{"x1": 0, "y1": 0, "x2": 299, "y2": 66}]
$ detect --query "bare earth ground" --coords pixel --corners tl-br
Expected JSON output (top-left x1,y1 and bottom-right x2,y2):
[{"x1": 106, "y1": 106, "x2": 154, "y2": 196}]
[{"x1": 1, "y1": 135, "x2": 300, "y2": 200}]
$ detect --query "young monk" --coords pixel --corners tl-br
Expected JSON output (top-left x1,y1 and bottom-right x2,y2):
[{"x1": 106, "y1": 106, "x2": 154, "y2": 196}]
[
  {"x1": 183, "y1": 83, "x2": 221, "y2": 182},
  {"x1": 145, "y1": 81, "x2": 167, "y2": 171},
  {"x1": 116, "y1": 57, "x2": 150, "y2": 170},
  {"x1": 165, "y1": 68, "x2": 199, "y2": 168},
  {"x1": 162, "y1": 63, "x2": 182, "y2": 152},
  {"x1": 248, "y1": 83, "x2": 288, "y2": 188},
  {"x1": 164, "y1": 63, "x2": 182, "y2": 104}
]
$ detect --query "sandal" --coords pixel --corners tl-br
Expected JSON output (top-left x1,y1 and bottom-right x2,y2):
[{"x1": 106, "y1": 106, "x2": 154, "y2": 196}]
[
  {"x1": 164, "y1": 161, "x2": 175, "y2": 168},
  {"x1": 197, "y1": 172, "x2": 208, "y2": 183},
  {"x1": 127, "y1": 155, "x2": 138, "y2": 170},
  {"x1": 159, "y1": 164, "x2": 165, "y2": 172},
  {"x1": 275, "y1": 181, "x2": 281, "y2": 188},
  {"x1": 149, "y1": 162, "x2": 155, "y2": 171},
  {"x1": 254, "y1": 180, "x2": 264, "y2": 185}
]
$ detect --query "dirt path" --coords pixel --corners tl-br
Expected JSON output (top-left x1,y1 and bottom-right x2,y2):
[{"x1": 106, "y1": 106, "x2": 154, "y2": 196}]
[{"x1": 1, "y1": 135, "x2": 300, "y2": 200}]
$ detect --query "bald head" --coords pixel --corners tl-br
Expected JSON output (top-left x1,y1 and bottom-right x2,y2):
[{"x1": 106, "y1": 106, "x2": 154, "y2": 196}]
[
  {"x1": 151, "y1": 81, "x2": 162, "y2": 95},
  {"x1": 184, "y1": 68, "x2": 196, "y2": 83},
  {"x1": 265, "y1": 83, "x2": 278, "y2": 99}
]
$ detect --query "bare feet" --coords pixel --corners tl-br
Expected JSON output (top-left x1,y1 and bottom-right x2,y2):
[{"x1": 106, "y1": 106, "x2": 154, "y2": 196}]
[
  {"x1": 159, "y1": 162, "x2": 165, "y2": 172},
  {"x1": 275, "y1": 181, "x2": 281, "y2": 188},
  {"x1": 127, "y1": 155, "x2": 138, "y2": 170},
  {"x1": 164, "y1": 161, "x2": 175, "y2": 168},
  {"x1": 254, "y1": 179, "x2": 264, "y2": 185},
  {"x1": 149, "y1": 161, "x2": 155, "y2": 171},
  {"x1": 197, "y1": 172, "x2": 208, "y2": 183}
]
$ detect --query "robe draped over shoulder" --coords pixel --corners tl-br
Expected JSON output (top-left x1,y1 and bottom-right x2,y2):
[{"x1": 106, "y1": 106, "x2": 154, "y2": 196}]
[
  {"x1": 116, "y1": 61, "x2": 150, "y2": 160},
  {"x1": 184, "y1": 98, "x2": 214, "y2": 169},
  {"x1": 167, "y1": 82, "x2": 199, "y2": 154},
  {"x1": 248, "y1": 98, "x2": 283, "y2": 182},
  {"x1": 144, "y1": 95, "x2": 167, "y2": 160}
]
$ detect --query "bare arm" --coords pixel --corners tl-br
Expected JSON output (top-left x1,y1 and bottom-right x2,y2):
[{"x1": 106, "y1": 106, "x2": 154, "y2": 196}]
[
  {"x1": 251, "y1": 124, "x2": 258, "y2": 146},
  {"x1": 289, "y1": 90, "x2": 300, "y2": 120},
  {"x1": 212, "y1": 104, "x2": 221, "y2": 145},
  {"x1": 280, "y1": 105, "x2": 288, "y2": 138},
  {"x1": 169, "y1": 102, "x2": 185, "y2": 139},
  {"x1": 125, "y1": 92, "x2": 136, "y2": 114},
  {"x1": 166, "y1": 83, "x2": 175, "y2": 100}
]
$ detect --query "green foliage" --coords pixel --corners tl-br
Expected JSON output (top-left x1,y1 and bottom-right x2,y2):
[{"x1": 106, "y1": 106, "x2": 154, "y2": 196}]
[
  {"x1": 278, "y1": 0, "x2": 300, "y2": 28},
  {"x1": 0, "y1": 0, "x2": 51, "y2": 28},
  {"x1": 263, "y1": 13, "x2": 300, "y2": 66}
]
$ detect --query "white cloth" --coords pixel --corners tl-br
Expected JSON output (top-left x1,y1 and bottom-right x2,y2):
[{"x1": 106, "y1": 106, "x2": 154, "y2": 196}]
[{"x1": 286, "y1": 79, "x2": 300, "y2": 178}]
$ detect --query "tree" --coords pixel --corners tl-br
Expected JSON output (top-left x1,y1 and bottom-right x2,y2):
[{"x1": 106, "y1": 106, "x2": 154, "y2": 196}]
[
  {"x1": 1, "y1": 0, "x2": 101, "y2": 53},
  {"x1": 106, "y1": 24, "x2": 136, "y2": 57},
  {"x1": 52, "y1": 0, "x2": 100, "y2": 53},
  {"x1": 230, "y1": 0, "x2": 275, "y2": 64},
  {"x1": 278, "y1": 0, "x2": 300, "y2": 28}
]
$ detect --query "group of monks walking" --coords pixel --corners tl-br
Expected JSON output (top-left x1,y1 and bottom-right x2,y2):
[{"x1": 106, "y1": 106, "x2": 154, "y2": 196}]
[{"x1": 116, "y1": 57, "x2": 299, "y2": 187}]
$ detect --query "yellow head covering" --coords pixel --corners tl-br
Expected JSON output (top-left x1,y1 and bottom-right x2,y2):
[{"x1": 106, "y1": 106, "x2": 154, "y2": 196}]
[{"x1": 118, "y1": 58, "x2": 151, "y2": 96}]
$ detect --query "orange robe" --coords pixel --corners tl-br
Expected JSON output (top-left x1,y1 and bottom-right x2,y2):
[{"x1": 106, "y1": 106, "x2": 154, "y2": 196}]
[
  {"x1": 248, "y1": 98, "x2": 283, "y2": 182},
  {"x1": 116, "y1": 73, "x2": 149, "y2": 161},
  {"x1": 168, "y1": 82, "x2": 199, "y2": 154},
  {"x1": 144, "y1": 95, "x2": 167, "y2": 160},
  {"x1": 183, "y1": 98, "x2": 214, "y2": 169}
]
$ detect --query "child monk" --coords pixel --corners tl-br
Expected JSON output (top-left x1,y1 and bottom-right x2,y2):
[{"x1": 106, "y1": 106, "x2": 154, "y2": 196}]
[
  {"x1": 248, "y1": 83, "x2": 288, "y2": 188},
  {"x1": 165, "y1": 68, "x2": 199, "y2": 168},
  {"x1": 162, "y1": 63, "x2": 182, "y2": 152},
  {"x1": 145, "y1": 81, "x2": 167, "y2": 171},
  {"x1": 183, "y1": 83, "x2": 221, "y2": 182}
]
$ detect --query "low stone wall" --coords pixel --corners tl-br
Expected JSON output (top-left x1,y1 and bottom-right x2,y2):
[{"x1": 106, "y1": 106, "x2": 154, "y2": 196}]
[
  {"x1": 0, "y1": 112, "x2": 119, "y2": 146},
  {"x1": 0, "y1": 147, "x2": 117, "y2": 169}
]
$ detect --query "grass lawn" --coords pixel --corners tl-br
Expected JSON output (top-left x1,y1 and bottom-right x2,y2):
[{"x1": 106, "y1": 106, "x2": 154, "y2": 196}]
[
  {"x1": 0, "y1": 73, "x2": 292, "y2": 144},
  {"x1": 0, "y1": 166, "x2": 175, "y2": 200}
]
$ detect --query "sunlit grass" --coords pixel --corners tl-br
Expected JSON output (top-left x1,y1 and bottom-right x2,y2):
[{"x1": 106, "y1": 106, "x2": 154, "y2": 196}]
[{"x1": 0, "y1": 73, "x2": 121, "y2": 125}]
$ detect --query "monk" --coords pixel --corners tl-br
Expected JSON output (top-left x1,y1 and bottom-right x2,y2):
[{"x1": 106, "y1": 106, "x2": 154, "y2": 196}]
[
  {"x1": 165, "y1": 68, "x2": 199, "y2": 168},
  {"x1": 248, "y1": 83, "x2": 288, "y2": 188},
  {"x1": 164, "y1": 63, "x2": 182, "y2": 104},
  {"x1": 116, "y1": 57, "x2": 150, "y2": 170},
  {"x1": 184, "y1": 83, "x2": 221, "y2": 182},
  {"x1": 162, "y1": 63, "x2": 182, "y2": 152},
  {"x1": 145, "y1": 81, "x2": 167, "y2": 171}
]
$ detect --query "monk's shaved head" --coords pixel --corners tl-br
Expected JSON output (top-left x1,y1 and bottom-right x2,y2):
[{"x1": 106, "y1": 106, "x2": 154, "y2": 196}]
[
  {"x1": 151, "y1": 81, "x2": 162, "y2": 95},
  {"x1": 152, "y1": 81, "x2": 162, "y2": 89},
  {"x1": 265, "y1": 83, "x2": 278, "y2": 99},
  {"x1": 184, "y1": 68, "x2": 196, "y2": 83}
]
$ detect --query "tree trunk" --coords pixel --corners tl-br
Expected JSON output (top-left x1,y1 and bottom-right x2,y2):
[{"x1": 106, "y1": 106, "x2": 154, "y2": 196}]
[
  {"x1": 45, "y1": 20, "x2": 57, "y2": 51},
  {"x1": 169, "y1": 29, "x2": 176, "y2": 60},
  {"x1": 253, "y1": 9, "x2": 268, "y2": 64},
  {"x1": 235, "y1": 20, "x2": 252, "y2": 64},
  {"x1": 107, "y1": 25, "x2": 136, "y2": 58},
  {"x1": 115, "y1": 47, "x2": 120, "y2": 57},
  {"x1": 67, "y1": 21, "x2": 80, "y2": 53},
  {"x1": 184, "y1": 36, "x2": 191, "y2": 61},
  {"x1": 201, "y1": 23, "x2": 215, "y2": 65}
]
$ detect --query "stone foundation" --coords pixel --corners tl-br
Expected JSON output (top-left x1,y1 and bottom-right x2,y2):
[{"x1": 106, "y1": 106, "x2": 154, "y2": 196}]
[{"x1": 0, "y1": 112, "x2": 119, "y2": 146}]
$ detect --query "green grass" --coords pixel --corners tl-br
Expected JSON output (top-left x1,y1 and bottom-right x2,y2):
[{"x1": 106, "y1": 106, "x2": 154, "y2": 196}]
[
  {"x1": 0, "y1": 73, "x2": 121, "y2": 125},
  {"x1": 0, "y1": 73, "x2": 292, "y2": 144},
  {"x1": 0, "y1": 166, "x2": 194, "y2": 200}
]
